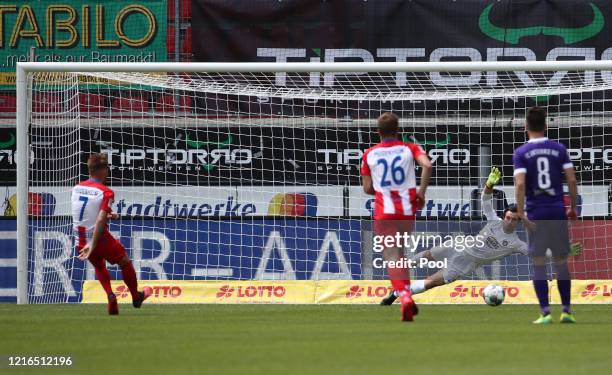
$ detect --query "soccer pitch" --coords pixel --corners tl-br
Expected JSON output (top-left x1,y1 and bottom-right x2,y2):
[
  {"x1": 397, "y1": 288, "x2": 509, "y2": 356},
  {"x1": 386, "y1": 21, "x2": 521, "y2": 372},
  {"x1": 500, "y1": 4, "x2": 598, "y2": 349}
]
[{"x1": 1, "y1": 304, "x2": 611, "y2": 375}]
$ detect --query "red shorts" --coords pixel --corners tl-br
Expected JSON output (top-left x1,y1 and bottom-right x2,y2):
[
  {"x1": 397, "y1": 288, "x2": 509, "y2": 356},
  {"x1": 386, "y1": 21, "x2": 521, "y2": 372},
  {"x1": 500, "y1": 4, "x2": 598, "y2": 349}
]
[
  {"x1": 373, "y1": 214, "x2": 416, "y2": 238},
  {"x1": 77, "y1": 232, "x2": 126, "y2": 265}
]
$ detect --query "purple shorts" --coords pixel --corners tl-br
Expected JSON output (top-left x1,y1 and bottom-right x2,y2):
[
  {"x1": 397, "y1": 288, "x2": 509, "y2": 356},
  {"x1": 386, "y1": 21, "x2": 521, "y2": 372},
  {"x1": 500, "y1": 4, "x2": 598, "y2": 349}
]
[{"x1": 527, "y1": 206, "x2": 569, "y2": 257}]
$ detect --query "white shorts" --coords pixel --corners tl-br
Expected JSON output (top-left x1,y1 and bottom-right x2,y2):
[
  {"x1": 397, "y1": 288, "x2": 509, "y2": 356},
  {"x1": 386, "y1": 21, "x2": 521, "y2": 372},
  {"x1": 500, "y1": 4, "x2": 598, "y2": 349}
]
[{"x1": 429, "y1": 246, "x2": 478, "y2": 283}]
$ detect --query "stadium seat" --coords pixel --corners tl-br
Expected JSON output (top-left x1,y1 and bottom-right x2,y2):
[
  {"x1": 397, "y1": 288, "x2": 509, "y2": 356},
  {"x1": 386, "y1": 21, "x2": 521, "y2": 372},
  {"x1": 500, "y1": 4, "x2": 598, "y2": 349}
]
[
  {"x1": 0, "y1": 94, "x2": 16, "y2": 112},
  {"x1": 182, "y1": 28, "x2": 192, "y2": 54},
  {"x1": 79, "y1": 93, "x2": 106, "y2": 113},
  {"x1": 155, "y1": 94, "x2": 193, "y2": 112},
  {"x1": 168, "y1": 0, "x2": 192, "y2": 20},
  {"x1": 167, "y1": 26, "x2": 176, "y2": 55},
  {"x1": 111, "y1": 94, "x2": 149, "y2": 113}
]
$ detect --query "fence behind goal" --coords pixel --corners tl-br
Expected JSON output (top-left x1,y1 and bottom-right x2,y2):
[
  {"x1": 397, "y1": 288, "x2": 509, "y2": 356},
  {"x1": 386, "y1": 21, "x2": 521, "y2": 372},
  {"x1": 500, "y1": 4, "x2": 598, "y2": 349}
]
[{"x1": 15, "y1": 61, "x2": 612, "y2": 304}]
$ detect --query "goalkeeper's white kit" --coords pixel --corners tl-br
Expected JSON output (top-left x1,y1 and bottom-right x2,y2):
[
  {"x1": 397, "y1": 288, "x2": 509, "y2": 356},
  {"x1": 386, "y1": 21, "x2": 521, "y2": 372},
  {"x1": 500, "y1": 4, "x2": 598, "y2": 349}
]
[{"x1": 430, "y1": 191, "x2": 528, "y2": 282}]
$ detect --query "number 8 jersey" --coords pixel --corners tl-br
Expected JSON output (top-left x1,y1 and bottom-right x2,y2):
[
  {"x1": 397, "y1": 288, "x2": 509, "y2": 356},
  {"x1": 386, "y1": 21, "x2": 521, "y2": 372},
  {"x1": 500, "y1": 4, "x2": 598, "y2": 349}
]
[
  {"x1": 361, "y1": 139, "x2": 425, "y2": 219},
  {"x1": 512, "y1": 137, "x2": 573, "y2": 215},
  {"x1": 71, "y1": 179, "x2": 114, "y2": 244}
]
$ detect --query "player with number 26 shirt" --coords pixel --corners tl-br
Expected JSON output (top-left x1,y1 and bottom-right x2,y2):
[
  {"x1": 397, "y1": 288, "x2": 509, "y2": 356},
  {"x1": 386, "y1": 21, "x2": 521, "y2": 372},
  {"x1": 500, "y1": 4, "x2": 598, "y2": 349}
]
[{"x1": 361, "y1": 112, "x2": 432, "y2": 322}]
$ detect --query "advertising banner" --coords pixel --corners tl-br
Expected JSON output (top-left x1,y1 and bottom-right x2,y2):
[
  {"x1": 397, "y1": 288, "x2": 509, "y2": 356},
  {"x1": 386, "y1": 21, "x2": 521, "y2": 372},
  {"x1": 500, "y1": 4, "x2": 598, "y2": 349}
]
[
  {"x1": 81, "y1": 279, "x2": 612, "y2": 304},
  {"x1": 1, "y1": 218, "x2": 612, "y2": 303},
  {"x1": 194, "y1": 0, "x2": 612, "y2": 66},
  {"x1": 0, "y1": 1, "x2": 167, "y2": 87},
  {"x1": 349, "y1": 185, "x2": 608, "y2": 218},
  {"x1": 0, "y1": 186, "x2": 344, "y2": 218},
  {"x1": 2, "y1": 184, "x2": 606, "y2": 219},
  {"x1": 3, "y1": 125, "x2": 610, "y2": 187}
]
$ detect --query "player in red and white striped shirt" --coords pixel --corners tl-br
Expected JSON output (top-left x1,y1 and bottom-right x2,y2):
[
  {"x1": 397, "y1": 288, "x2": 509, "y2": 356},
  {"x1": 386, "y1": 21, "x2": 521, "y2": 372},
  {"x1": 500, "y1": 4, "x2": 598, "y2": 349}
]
[
  {"x1": 361, "y1": 112, "x2": 432, "y2": 321},
  {"x1": 72, "y1": 153, "x2": 151, "y2": 315}
]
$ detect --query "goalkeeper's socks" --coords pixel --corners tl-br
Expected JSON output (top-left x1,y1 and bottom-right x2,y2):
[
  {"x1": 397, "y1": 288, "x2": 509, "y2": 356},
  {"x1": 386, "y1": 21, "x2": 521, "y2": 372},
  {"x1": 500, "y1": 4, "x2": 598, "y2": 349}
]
[
  {"x1": 120, "y1": 262, "x2": 140, "y2": 300},
  {"x1": 94, "y1": 265, "x2": 113, "y2": 296},
  {"x1": 410, "y1": 280, "x2": 426, "y2": 295}
]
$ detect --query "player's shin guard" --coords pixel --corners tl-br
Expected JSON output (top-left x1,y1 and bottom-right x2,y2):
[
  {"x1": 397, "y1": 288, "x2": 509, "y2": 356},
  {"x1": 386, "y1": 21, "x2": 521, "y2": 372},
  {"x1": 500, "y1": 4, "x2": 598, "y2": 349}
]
[
  {"x1": 533, "y1": 265, "x2": 550, "y2": 316},
  {"x1": 120, "y1": 261, "x2": 140, "y2": 301},
  {"x1": 94, "y1": 265, "x2": 113, "y2": 296},
  {"x1": 555, "y1": 262, "x2": 572, "y2": 314}
]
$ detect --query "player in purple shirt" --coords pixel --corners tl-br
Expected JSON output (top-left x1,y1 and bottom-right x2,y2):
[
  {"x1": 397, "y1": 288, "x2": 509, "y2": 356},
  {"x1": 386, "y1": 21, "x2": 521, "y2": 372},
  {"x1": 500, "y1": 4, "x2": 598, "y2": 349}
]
[{"x1": 513, "y1": 106, "x2": 578, "y2": 324}]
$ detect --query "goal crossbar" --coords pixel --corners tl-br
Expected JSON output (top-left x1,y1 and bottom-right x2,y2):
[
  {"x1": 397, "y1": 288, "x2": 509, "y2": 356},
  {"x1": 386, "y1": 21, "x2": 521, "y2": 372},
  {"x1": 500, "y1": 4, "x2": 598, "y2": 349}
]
[{"x1": 16, "y1": 60, "x2": 612, "y2": 73}]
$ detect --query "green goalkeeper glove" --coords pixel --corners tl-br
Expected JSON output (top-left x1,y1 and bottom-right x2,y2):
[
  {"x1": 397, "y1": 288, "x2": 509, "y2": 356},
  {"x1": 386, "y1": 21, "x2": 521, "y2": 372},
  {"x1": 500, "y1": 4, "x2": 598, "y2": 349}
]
[
  {"x1": 485, "y1": 167, "x2": 502, "y2": 189},
  {"x1": 569, "y1": 242, "x2": 583, "y2": 257}
]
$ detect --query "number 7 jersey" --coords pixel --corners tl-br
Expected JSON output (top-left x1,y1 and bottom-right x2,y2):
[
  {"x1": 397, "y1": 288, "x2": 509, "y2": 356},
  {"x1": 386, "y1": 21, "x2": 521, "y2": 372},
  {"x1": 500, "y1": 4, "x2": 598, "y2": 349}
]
[
  {"x1": 71, "y1": 180, "x2": 114, "y2": 243},
  {"x1": 360, "y1": 139, "x2": 425, "y2": 219}
]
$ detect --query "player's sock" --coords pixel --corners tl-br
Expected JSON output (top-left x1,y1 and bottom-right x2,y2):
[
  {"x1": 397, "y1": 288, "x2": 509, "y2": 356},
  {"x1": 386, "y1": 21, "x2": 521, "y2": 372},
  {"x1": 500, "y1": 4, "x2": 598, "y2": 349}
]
[
  {"x1": 533, "y1": 265, "x2": 550, "y2": 316},
  {"x1": 388, "y1": 267, "x2": 410, "y2": 294},
  {"x1": 410, "y1": 280, "x2": 426, "y2": 295},
  {"x1": 555, "y1": 262, "x2": 572, "y2": 314},
  {"x1": 94, "y1": 265, "x2": 113, "y2": 296},
  {"x1": 120, "y1": 261, "x2": 140, "y2": 301}
]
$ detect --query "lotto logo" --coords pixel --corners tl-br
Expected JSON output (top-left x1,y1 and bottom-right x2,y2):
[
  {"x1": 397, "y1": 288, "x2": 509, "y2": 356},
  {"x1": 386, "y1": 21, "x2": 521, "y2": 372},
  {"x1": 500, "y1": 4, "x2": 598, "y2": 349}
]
[
  {"x1": 216, "y1": 285, "x2": 235, "y2": 298},
  {"x1": 579, "y1": 283, "x2": 612, "y2": 298},
  {"x1": 450, "y1": 285, "x2": 519, "y2": 298},
  {"x1": 345, "y1": 285, "x2": 392, "y2": 298},
  {"x1": 216, "y1": 285, "x2": 286, "y2": 298},
  {"x1": 450, "y1": 285, "x2": 469, "y2": 298},
  {"x1": 115, "y1": 285, "x2": 130, "y2": 298},
  {"x1": 115, "y1": 285, "x2": 181, "y2": 299},
  {"x1": 581, "y1": 283, "x2": 600, "y2": 297},
  {"x1": 268, "y1": 193, "x2": 318, "y2": 216}
]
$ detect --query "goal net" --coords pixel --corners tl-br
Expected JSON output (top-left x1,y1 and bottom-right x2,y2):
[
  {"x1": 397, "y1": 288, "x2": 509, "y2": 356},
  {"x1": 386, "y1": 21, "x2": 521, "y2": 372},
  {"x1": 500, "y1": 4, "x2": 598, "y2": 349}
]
[{"x1": 16, "y1": 61, "x2": 612, "y2": 304}]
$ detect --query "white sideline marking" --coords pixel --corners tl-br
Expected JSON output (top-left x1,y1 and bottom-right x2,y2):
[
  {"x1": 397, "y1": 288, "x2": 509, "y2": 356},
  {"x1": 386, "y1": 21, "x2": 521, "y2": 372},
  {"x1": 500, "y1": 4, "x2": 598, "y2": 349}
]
[
  {"x1": 0, "y1": 258, "x2": 16, "y2": 267},
  {"x1": 0, "y1": 231, "x2": 16, "y2": 240},
  {"x1": 0, "y1": 288, "x2": 17, "y2": 297},
  {"x1": 191, "y1": 268, "x2": 234, "y2": 277}
]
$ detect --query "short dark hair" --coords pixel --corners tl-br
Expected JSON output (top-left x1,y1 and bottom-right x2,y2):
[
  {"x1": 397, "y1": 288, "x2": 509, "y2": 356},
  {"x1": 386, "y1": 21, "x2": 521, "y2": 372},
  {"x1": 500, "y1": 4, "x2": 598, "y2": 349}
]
[
  {"x1": 503, "y1": 203, "x2": 518, "y2": 217},
  {"x1": 87, "y1": 153, "x2": 108, "y2": 175},
  {"x1": 377, "y1": 112, "x2": 399, "y2": 137},
  {"x1": 526, "y1": 106, "x2": 547, "y2": 132}
]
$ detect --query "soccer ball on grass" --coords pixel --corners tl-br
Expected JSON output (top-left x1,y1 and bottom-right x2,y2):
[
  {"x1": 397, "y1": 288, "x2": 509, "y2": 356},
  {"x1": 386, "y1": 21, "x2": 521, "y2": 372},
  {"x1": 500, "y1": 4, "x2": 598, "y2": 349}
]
[{"x1": 483, "y1": 284, "x2": 505, "y2": 306}]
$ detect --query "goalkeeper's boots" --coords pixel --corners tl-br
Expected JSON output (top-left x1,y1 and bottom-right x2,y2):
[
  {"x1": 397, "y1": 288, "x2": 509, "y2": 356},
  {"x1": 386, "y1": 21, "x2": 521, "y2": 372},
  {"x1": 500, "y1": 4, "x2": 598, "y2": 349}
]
[
  {"x1": 532, "y1": 314, "x2": 553, "y2": 325},
  {"x1": 560, "y1": 312, "x2": 577, "y2": 324},
  {"x1": 108, "y1": 293, "x2": 119, "y2": 315},
  {"x1": 133, "y1": 287, "x2": 153, "y2": 308},
  {"x1": 380, "y1": 290, "x2": 398, "y2": 305},
  {"x1": 400, "y1": 291, "x2": 418, "y2": 322}
]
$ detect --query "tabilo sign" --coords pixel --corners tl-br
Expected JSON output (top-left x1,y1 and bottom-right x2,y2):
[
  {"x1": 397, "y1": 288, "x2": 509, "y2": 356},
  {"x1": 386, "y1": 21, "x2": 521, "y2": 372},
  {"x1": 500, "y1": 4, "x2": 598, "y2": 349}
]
[{"x1": 0, "y1": 1, "x2": 167, "y2": 87}]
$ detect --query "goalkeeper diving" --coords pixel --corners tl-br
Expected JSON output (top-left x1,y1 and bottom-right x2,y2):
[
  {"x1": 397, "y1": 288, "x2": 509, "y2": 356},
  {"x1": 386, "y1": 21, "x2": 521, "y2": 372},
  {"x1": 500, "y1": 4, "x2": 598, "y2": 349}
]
[{"x1": 380, "y1": 167, "x2": 582, "y2": 305}]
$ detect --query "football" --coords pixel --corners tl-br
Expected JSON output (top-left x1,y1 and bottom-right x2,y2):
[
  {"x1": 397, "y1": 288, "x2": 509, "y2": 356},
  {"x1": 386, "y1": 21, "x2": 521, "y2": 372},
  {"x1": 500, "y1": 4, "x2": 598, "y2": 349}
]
[{"x1": 483, "y1": 284, "x2": 506, "y2": 306}]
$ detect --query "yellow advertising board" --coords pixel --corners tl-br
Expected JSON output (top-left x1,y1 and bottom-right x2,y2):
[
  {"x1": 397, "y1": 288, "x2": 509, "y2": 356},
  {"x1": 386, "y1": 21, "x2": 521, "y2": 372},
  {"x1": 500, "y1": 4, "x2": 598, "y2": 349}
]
[{"x1": 82, "y1": 280, "x2": 612, "y2": 304}]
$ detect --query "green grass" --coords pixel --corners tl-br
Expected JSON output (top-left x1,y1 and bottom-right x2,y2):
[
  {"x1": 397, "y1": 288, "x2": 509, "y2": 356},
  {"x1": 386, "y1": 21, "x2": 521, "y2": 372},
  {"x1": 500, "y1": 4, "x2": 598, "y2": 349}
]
[{"x1": 1, "y1": 304, "x2": 611, "y2": 375}]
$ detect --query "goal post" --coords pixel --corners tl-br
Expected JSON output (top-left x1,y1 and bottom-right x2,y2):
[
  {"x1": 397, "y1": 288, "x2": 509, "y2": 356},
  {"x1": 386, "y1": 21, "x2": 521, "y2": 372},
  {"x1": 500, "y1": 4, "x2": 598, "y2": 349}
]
[{"x1": 15, "y1": 60, "x2": 612, "y2": 304}]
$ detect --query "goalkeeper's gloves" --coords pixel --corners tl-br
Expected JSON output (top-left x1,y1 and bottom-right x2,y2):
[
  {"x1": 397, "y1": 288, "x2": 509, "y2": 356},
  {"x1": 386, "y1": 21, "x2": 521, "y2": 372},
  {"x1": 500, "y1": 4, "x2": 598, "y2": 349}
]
[
  {"x1": 569, "y1": 242, "x2": 583, "y2": 257},
  {"x1": 485, "y1": 167, "x2": 502, "y2": 189}
]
